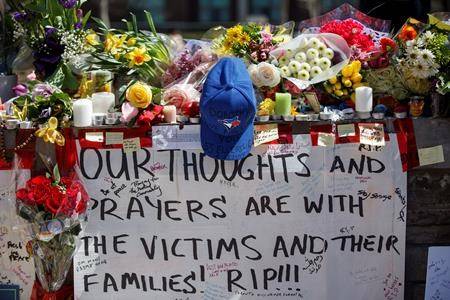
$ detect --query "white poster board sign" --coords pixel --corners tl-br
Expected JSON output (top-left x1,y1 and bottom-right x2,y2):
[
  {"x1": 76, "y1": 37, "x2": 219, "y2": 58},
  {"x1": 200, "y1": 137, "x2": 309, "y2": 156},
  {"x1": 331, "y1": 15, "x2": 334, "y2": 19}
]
[
  {"x1": 425, "y1": 246, "x2": 450, "y2": 300},
  {"x1": 0, "y1": 170, "x2": 35, "y2": 300},
  {"x1": 74, "y1": 134, "x2": 406, "y2": 300}
]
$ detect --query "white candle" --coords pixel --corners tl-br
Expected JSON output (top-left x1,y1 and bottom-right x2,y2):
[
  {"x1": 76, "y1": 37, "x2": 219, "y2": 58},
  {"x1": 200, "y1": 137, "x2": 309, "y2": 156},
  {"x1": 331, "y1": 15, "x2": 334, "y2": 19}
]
[
  {"x1": 73, "y1": 99, "x2": 93, "y2": 127},
  {"x1": 92, "y1": 92, "x2": 115, "y2": 114},
  {"x1": 355, "y1": 87, "x2": 373, "y2": 113},
  {"x1": 163, "y1": 105, "x2": 177, "y2": 123}
]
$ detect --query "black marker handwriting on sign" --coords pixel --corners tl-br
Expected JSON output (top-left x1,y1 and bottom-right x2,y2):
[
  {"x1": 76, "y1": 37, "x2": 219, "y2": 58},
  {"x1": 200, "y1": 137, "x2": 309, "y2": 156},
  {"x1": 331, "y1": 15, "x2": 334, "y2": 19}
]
[
  {"x1": 395, "y1": 188, "x2": 406, "y2": 222},
  {"x1": 358, "y1": 190, "x2": 392, "y2": 202},
  {"x1": 383, "y1": 273, "x2": 402, "y2": 300},
  {"x1": 130, "y1": 177, "x2": 162, "y2": 198},
  {"x1": 302, "y1": 255, "x2": 323, "y2": 274}
]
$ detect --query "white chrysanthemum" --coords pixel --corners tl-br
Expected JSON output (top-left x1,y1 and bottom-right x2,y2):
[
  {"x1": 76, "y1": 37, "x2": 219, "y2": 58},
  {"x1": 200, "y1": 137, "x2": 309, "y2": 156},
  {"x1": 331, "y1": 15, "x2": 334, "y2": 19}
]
[
  {"x1": 298, "y1": 38, "x2": 309, "y2": 49},
  {"x1": 417, "y1": 49, "x2": 436, "y2": 66},
  {"x1": 299, "y1": 62, "x2": 311, "y2": 72},
  {"x1": 280, "y1": 66, "x2": 291, "y2": 77},
  {"x1": 294, "y1": 52, "x2": 307, "y2": 62},
  {"x1": 411, "y1": 62, "x2": 438, "y2": 79},
  {"x1": 319, "y1": 57, "x2": 331, "y2": 70},
  {"x1": 309, "y1": 58, "x2": 320, "y2": 67},
  {"x1": 317, "y1": 42, "x2": 327, "y2": 52},
  {"x1": 285, "y1": 49, "x2": 295, "y2": 59},
  {"x1": 306, "y1": 48, "x2": 319, "y2": 59},
  {"x1": 288, "y1": 60, "x2": 301, "y2": 72},
  {"x1": 308, "y1": 37, "x2": 321, "y2": 49},
  {"x1": 298, "y1": 69, "x2": 310, "y2": 80},
  {"x1": 310, "y1": 66, "x2": 322, "y2": 78},
  {"x1": 322, "y1": 48, "x2": 334, "y2": 60},
  {"x1": 278, "y1": 56, "x2": 289, "y2": 66}
]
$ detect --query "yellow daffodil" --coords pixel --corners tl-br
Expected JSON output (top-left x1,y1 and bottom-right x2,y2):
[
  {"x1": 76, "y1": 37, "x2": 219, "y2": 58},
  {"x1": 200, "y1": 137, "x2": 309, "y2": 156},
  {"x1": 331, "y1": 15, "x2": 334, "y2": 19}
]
[
  {"x1": 125, "y1": 46, "x2": 151, "y2": 67},
  {"x1": 35, "y1": 117, "x2": 65, "y2": 146},
  {"x1": 104, "y1": 33, "x2": 127, "y2": 54},
  {"x1": 127, "y1": 38, "x2": 137, "y2": 47},
  {"x1": 86, "y1": 31, "x2": 99, "y2": 46}
]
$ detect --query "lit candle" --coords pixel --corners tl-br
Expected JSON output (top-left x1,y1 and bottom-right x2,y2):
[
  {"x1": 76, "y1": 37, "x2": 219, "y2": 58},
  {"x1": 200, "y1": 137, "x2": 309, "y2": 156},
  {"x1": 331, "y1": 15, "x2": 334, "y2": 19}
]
[
  {"x1": 163, "y1": 105, "x2": 177, "y2": 123},
  {"x1": 275, "y1": 93, "x2": 292, "y2": 116},
  {"x1": 92, "y1": 92, "x2": 115, "y2": 114},
  {"x1": 73, "y1": 99, "x2": 93, "y2": 127},
  {"x1": 355, "y1": 87, "x2": 373, "y2": 119}
]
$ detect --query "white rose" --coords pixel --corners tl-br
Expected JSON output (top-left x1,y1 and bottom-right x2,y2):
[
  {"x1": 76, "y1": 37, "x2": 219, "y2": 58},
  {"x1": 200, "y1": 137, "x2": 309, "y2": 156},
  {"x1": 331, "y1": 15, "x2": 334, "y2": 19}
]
[
  {"x1": 256, "y1": 62, "x2": 281, "y2": 88},
  {"x1": 248, "y1": 64, "x2": 264, "y2": 87}
]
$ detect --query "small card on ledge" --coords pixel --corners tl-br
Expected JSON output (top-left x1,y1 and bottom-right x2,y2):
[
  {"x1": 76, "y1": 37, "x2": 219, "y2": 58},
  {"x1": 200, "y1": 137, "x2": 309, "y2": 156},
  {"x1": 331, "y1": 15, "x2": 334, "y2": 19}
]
[{"x1": 123, "y1": 137, "x2": 141, "y2": 153}]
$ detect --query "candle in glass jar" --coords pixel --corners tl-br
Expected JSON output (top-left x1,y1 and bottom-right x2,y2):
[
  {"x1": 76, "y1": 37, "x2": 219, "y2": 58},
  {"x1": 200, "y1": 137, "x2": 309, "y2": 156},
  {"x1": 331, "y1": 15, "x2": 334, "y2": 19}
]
[
  {"x1": 92, "y1": 92, "x2": 115, "y2": 114},
  {"x1": 92, "y1": 70, "x2": 113, "y2": 93},
  {"x1": 73, "y1": 99, "x2": 93, "y2": 127},
  {"x1": 163, "y1": 105, "x2": 177, "y2": 123},
  {"x1": 275, "y1": 93, "x2": 291, "y2": 116}
]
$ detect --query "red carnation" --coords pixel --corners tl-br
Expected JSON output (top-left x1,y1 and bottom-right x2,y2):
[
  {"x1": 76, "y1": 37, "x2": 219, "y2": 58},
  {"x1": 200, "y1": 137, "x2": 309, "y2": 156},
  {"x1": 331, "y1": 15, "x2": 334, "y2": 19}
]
[
  {"x1": 137, "y1": 105, "x2": 164, "y2": 126},
  {"x1": 380, "y1": 37, "x2": 397, "y2": 53}
]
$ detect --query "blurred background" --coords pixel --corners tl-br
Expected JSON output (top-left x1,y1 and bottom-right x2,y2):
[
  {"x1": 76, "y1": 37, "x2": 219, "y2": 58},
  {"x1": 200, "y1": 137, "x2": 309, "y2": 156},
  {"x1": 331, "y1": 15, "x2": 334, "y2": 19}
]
[{"x1": 84, "y1": 0, "x2": 450, "y2": 37}]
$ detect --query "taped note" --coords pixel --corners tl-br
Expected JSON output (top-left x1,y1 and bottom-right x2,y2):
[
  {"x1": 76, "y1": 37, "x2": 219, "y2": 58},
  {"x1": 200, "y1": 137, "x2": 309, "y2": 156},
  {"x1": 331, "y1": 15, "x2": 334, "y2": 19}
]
[
  {"x1": 123, "y1": 137, "x2": 141, "y2": 153},
  {"x1": 105, "y1": 132, "x2": 124, "y2": 145},
  {"x1": 152, "y1": 125, "x2": 201, "y2": 150},
  {"x1": 318, "y1": 132, "x2": 335, "y2": 147},
  {"x1": 254, "y1": 124, "x2": 279, "y2": 147},
  {"x1": 337, "y1": 124, "x2": 356, "y2": 137},
  {"x1": 359, "y1": 123, "x2": 385, "y2": 146},
  {"x1": 418, "y1": 145, "x2": 445, "y2": 166}
]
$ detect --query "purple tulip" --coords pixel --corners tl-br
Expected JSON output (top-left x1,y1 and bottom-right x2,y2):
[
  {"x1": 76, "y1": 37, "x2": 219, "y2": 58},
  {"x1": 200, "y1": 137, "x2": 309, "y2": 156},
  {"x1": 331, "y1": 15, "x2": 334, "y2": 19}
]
[
  {"x1": 12, "y1": 84, "x2": 28, "y2": 96},
  {"x1": 74, "y1": 22, "x2": 82, "y2": 30},
  {"x1": 76, "y1": 9, "x2": 83, "y2": 19},
  {"x1": 58, "y1": 0, "x2": 77, "y2": 9}
]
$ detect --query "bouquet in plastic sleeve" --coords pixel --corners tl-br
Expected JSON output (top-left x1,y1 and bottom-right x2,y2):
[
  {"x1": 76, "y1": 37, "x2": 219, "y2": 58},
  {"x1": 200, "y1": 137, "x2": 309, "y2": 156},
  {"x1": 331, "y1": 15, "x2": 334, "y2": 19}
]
[
  {"x1": 206, "y1": 22, "x2": 294, "y2": 63},
  {"x1": 264, "y1": 33, "x2": 351, "y2": 92},
  {"x1": 161, "y1": 40, "x2": 218, "y2": 89},
  {"x1": 14, "y1": 153, "x2": 90, "y2": 295}
]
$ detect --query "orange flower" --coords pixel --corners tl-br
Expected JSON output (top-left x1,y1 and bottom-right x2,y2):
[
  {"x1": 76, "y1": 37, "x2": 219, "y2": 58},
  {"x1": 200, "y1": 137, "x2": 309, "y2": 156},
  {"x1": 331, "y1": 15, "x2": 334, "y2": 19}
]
[{"x1": 398, "y1": 25, "x2": 417, "y2": 41}]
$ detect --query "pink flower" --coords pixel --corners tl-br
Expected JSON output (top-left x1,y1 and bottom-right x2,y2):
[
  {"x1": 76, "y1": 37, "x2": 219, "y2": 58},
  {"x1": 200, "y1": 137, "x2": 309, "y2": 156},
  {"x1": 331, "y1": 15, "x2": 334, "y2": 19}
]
[
  {"x1": 162, "y1": 84, "x2": 200, "y2": 112},
  {"x1": 261, "y1": 31, "x2": 273, "y2": 44},
  {"x1": 120, "y1": 102, "x2": 139, "y2": 123}
]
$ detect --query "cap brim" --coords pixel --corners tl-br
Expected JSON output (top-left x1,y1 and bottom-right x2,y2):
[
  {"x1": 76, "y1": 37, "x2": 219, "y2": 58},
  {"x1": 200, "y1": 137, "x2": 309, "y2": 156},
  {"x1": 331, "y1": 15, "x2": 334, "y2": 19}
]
[{"x1": 201, "y1": 120, "x2": 253, "y2": 161}]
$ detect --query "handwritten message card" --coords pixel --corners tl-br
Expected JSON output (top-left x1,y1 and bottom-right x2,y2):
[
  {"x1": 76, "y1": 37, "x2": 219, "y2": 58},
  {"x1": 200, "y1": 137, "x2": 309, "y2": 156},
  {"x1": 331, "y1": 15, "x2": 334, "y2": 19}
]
[
  {"x1": 254, "y1": 124, "x2": 279, "y2": 147},
  {"x1": 425, "y1": 246, "x2": 450, "y2": 300}
]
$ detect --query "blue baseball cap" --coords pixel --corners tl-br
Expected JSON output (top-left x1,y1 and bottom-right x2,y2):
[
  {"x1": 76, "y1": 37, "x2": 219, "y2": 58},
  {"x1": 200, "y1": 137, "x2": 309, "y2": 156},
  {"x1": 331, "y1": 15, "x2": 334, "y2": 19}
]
[{"x1": 200, "y1": 57, "x2": 256, "y2": 160}]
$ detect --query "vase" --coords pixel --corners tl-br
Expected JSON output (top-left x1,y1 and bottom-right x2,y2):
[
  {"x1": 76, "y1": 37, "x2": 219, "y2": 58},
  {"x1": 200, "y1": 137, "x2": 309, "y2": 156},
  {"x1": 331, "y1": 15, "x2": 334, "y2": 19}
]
[
  {"x1": 0, "y1": 75, "x2": 17, "y2": 102},
  {"x1": 29, "y1": 221, "x2": 79, "y2": 294}
]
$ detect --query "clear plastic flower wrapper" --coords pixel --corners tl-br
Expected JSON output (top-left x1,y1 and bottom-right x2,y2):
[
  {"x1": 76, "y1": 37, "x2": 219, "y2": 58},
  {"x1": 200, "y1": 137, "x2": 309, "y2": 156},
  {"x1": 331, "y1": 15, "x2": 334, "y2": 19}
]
[
  {"x1": 12, "y1": 152, "x2": 90, "y2": 295},
  {"x1": 267, "y1": 33, "x2": 351, "y2": 90}
]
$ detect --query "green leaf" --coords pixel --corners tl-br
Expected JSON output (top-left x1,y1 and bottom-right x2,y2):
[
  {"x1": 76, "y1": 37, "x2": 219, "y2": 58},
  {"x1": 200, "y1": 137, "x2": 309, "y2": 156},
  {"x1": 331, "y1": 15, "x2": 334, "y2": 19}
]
[
  {"x1": 144, "y1": 11, "x2": 157, "y2": 37},
  {"x1": 47, "y1": 66, "x2": 65, "y2": 88},
  {"x1": 91, "y1": 16, "x2": 109, "y2": 31},
  {"x1": 130, "y1": 13, "x2": 138, "y2": 34},
  {"x1": 53, "y1": 164, "x2": 60, "y2": 184},
  {"x1": 82, "y1": 10, "x2": 92, "y2": 27},
  {"x1": 62, "y1": 64, "x2": 79, "y2": 90}
]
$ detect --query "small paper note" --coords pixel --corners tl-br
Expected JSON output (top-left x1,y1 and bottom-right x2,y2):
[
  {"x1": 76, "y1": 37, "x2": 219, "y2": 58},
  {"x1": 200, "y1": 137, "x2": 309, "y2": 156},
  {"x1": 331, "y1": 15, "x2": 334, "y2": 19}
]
[
  {"x1": 152, "y1": 125, "x2": 201, "y2": 150},
  {"x1": 337, "y1": 124, "x2": 356, "y2": 137},
  {"x1": 254, "y1": 124, "x2": 279, "y2": 147},
  {"x1": 425, "y1": 246, "x2": 450, "y2": 300},
  {"x1": 418, "y1": 145, "x2": 445, "y2": 166},
  {"x1": 105, "y1": 132, "x2": 124, "y2": 145},
  {"x1": 85, "y1": 132, "x2": 104, "y2": 143},
  {"x1": 123, "y1": 137, "x2": 141, "y2": 153},
  {"x1": 318, "y1": 132, "x2": 335, "y2": 147},
  {"x1": 359, "y1": 123, "x2": 385, "y2": 146}
]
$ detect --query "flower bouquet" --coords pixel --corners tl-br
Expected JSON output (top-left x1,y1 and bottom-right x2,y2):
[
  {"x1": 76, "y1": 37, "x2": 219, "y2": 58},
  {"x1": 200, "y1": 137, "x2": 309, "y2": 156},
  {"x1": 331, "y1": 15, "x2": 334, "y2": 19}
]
[
  {"x1": 6, "y1": 0, "x2": 94, "y2": 89},
  {"x1": 119, "y1": 81, "x2": 164, "y2": 127},
  {"x1": 89, "y1": 11, "x2": 171, "y2": 87},
  {"x1": 207, "y1": 22, "x2": 294, "y2": 63},
  {"x1": 14, "y1": 154, "x2": 89, "y2": 296},
  {"x1": 161, "y1": 40, "x2": 217, "y2": 89}
]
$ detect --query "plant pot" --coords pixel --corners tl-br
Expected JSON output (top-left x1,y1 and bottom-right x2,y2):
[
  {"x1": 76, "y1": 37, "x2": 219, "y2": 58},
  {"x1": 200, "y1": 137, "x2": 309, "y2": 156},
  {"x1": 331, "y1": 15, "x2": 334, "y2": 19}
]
[{"x1": 0, "y1": 75, "x2": 17, "y2": 103}]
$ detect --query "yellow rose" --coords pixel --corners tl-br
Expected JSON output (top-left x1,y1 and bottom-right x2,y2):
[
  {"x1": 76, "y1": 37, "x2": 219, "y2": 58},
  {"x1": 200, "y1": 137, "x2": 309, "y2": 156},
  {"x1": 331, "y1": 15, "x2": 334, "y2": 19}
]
[{"x1": 126, "y1": 82, "x2": 153, "y2": 108}]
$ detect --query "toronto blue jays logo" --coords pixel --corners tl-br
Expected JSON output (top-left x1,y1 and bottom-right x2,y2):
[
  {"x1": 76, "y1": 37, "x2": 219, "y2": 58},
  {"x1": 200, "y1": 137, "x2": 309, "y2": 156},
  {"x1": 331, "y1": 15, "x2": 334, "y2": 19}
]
[{"x1": 220, "y1": 116, "x2": 241, "y2": 130}]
